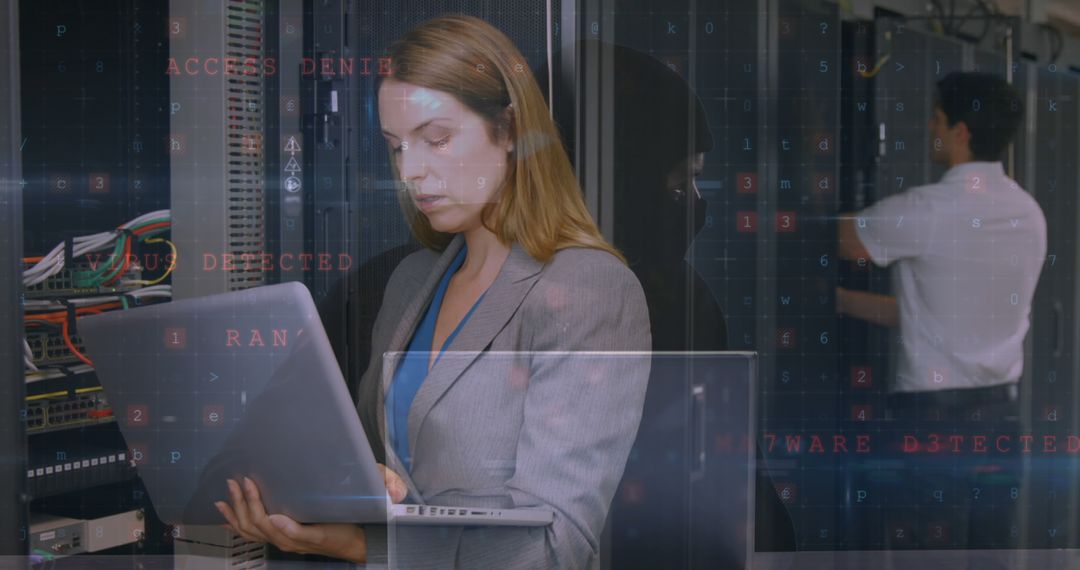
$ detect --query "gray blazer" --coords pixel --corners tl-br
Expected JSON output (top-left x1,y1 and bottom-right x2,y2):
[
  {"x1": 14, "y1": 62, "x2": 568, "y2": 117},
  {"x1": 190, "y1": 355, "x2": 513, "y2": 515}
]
[{"x1": 355, "y1": 233, "x2": 651, "y2": 569}]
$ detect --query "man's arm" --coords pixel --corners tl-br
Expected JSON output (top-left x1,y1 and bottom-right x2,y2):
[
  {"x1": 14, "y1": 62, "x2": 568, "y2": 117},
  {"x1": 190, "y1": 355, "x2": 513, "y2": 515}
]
[
  {"x1": 837, "y1": 214, "x2": 872, "y2": 261},
  {"x1": 835, "y1": 287, "x2": 899, "y2": 328}
]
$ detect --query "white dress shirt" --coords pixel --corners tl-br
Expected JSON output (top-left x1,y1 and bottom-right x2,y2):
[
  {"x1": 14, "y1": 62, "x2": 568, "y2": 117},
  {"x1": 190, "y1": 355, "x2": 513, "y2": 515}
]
[{"x1": 855, "y1": 161, "x2": 1047, "y2": 393}]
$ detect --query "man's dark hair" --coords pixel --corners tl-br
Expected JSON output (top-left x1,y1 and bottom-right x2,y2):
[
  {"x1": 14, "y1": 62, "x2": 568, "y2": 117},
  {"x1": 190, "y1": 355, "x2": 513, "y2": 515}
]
[{"x1": 935, "y1": 72, "x2": 1024, "y2": 161}]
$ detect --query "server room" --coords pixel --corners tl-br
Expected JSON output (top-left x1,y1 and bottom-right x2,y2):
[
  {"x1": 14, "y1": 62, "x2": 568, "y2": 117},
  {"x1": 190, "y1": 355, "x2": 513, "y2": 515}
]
[{"x1": 3, "y1": 0, "x2": 1080, "y2": 568}]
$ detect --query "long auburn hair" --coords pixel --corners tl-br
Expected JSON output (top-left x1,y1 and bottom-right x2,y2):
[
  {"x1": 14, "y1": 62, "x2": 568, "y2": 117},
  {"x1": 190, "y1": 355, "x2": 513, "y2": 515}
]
[{"x1": 381, "y1": 14, "x2": 623, "y2": 264}]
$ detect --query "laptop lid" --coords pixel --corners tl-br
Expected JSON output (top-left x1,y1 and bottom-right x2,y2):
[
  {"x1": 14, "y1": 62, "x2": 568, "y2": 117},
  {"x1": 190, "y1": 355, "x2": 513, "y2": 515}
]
[{"x1": 78, "y1": 282, "x2": 388, "y2": 525}]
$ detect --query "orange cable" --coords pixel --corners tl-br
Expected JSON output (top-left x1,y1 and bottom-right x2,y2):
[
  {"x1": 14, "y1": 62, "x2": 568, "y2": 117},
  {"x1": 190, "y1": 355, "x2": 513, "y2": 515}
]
[
  {"x1": 61, "y1": 316, "x2": 94, "y2": 367},
  {"x1": 132, "y1": 221, "x2": 171, "y2": 235}
]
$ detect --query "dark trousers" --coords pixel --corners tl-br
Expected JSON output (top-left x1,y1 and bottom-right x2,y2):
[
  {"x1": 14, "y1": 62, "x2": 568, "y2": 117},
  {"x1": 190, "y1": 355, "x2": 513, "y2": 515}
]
[
  {"x1": 888, "y1": 383, "x2": 1021, "y2": 553},
  {"x1": 888, "y1": 383, "x2": 1020, "y2": 423}
]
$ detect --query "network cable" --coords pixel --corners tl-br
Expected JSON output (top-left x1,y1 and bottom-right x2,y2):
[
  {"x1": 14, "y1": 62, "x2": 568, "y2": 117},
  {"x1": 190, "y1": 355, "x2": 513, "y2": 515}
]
[
  {"x1": 22, "y1": 285, "x2": 173, "y2": 369},
  {"x1": 22, "y1": 210, "x2": 171, "y2": 288}
]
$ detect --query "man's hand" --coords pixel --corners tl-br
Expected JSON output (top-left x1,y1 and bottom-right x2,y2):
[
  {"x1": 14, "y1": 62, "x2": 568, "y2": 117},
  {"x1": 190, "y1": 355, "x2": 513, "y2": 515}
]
[
  {"x1": 216, "y1": 477, "x2": 367, "y2": 563},
  {"x1": 835, "y1": 286, "x2": 848, "y2": 315}
]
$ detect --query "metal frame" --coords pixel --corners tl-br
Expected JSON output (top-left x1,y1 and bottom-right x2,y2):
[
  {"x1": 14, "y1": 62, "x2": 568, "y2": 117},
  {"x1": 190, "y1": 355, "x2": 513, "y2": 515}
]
[
  {"x1": 169, "y1": 0, "x2": 268, "y2": 299},
  {"x1": 0, "y1": 0, "x2": 28, "y2": 555},
  {"x1": 1071, "y1": 66, "x2": 1080, "y2": 545},
  {"x1": 265, "y1": 0, "x2": 306, "y2": 286},
  {"x1": 1020, "y1": 60, "x2": 1038, "y2": 429},
  {"x1": 304, "y1": 0, "x2": 361, "y2": 379},
  {"x1": 756, "y1": 0, "x2": 779, "y2": 394},
  {"x1": 575, "y1": 0, "x2": 612, "y2": 235},
  {"x1": 558, "y1": 0, "x2": 578, "y2": 161}
]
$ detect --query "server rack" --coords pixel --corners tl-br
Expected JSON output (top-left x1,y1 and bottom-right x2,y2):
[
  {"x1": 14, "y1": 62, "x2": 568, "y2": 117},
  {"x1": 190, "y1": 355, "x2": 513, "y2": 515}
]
[
  {"x1": 763, "y1": 0, "x2": 843, "y2": 550},
  {"x1": 860, "y1": 20, "x2": 967, "y2": 550},
  {"x1": 1023, "y1": 61, "x2": 1080, "y2": 547},
  {"x1": 832, "y1": 11, "x2": 1080, "y2": 551},
  {"x1": 14, "y1": 0, "x2": 173, "y2": 563},
  {"x1": 586, "y1": 3, "x2": 768, "y2": 566},
  {"x1": 590, "y1": 0, "x2": 838, "y2": 560}
]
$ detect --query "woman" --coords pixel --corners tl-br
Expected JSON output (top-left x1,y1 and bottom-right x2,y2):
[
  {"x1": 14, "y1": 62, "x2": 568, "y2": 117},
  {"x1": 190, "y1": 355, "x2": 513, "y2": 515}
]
[{"x1": 216, "y1": 15, "x2": 652, "y2": 568}]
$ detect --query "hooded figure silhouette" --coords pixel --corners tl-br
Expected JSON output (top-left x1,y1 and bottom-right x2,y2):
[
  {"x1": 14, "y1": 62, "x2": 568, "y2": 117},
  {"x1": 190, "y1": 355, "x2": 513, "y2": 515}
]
[
  {"x1": 606, "y1": 42, "x2": 728, "y2": 352},
  {"x1": 541, "y1": 42, "x2": 797, "y2": 564}
]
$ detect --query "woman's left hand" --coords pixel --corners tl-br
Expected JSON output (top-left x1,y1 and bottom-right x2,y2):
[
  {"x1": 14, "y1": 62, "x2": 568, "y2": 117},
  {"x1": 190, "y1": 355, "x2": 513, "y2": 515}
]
[{"x1": 215, "y1": 477, "x2": 367, "y2": 563}]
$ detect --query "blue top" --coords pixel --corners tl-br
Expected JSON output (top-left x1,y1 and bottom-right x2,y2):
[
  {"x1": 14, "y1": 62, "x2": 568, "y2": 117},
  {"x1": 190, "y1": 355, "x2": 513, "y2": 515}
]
[{"x1": 385, "y1": 245, "x2": 486, "y2": 473}]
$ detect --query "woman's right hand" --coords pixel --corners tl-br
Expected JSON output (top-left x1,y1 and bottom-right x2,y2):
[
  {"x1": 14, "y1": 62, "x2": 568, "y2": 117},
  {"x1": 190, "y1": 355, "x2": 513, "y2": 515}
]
[{"x1": 377, "y1": 463, "x2": 407, "y2": 503}]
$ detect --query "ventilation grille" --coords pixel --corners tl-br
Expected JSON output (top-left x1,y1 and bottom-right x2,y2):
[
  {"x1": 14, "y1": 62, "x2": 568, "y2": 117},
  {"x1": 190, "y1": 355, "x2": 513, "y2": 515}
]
[
  {"x1": 225, "y1": 0, "x2": 265, "y2": 291},
  {"x1": 230, "y1": 537, "x2": 268, "y2": 568}
]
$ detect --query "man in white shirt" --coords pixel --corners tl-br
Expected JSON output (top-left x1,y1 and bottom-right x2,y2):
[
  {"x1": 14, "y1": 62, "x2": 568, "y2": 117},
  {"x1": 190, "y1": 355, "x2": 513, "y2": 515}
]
[{"x1": 837, "y1": 72, "x2": 1046, "y2": 423}]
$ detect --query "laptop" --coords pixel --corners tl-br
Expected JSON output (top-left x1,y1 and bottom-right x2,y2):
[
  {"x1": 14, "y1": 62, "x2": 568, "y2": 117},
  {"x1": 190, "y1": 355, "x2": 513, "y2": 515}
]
[{"x1": 78, "y1": 281, "x2": 551, "y2": 527}]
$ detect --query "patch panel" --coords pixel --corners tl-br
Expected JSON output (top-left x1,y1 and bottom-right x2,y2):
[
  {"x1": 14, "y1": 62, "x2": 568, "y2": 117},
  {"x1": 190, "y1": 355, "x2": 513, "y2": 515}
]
[
  {"x1": 23, "y1": 260, "x2": 144, "y2": 299},
  {"x1": 25, "y1": 331, "x2": 86, "y2": 367},
  {"x1": 25, "y1": 393, "x2": 113, "y2": 434}
]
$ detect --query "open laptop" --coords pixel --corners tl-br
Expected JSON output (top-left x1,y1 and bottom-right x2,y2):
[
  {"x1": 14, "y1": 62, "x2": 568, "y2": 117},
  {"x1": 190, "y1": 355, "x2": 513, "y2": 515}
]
[{"x1": 78, "y1": 281, "x2": 551, "y2": 527}]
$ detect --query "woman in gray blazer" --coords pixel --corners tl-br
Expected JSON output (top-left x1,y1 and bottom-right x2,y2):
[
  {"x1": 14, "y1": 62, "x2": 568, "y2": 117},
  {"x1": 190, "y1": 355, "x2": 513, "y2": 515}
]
[{"x1": 217, "y1": 15, "x2": 651, "y2": 569}]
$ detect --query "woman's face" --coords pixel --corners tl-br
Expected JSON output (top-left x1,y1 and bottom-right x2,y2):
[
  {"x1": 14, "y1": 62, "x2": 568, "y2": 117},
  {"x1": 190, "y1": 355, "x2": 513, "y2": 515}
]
[{"x1": 378, "y1": 78, "x2": 513, "y2": 234}]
